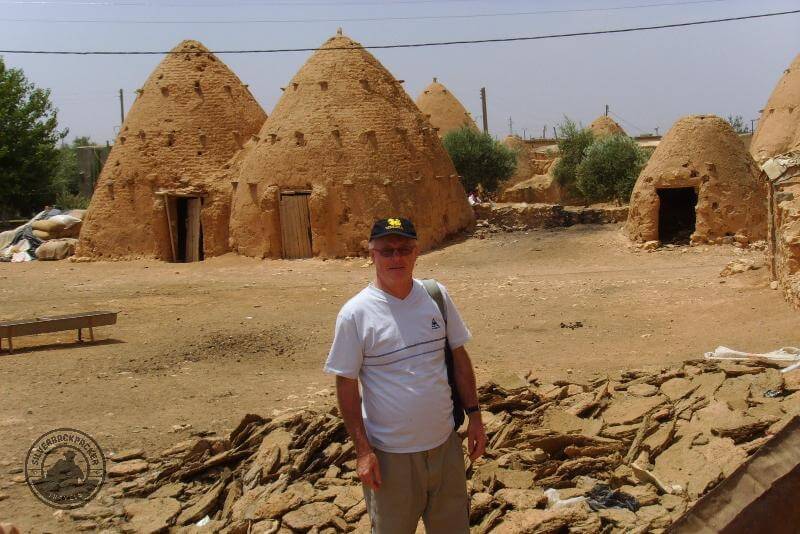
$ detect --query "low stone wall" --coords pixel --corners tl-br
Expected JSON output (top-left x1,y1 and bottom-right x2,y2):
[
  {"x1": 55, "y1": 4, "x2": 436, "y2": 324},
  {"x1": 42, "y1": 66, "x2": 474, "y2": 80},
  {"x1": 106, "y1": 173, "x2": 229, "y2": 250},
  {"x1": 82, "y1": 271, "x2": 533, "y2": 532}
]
[
  {"x1": 770, "y1": 182, "x2": 800, "y2": 310},
  {"x1": 473, "y1": 202, "x2": 628, "y2": 231}
]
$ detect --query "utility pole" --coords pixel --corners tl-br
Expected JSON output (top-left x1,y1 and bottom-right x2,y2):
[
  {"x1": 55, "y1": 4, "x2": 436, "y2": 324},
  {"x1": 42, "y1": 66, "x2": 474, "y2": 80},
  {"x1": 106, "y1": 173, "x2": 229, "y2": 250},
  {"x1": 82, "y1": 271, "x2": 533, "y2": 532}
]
[
  {"x1": 553, "y1": 126, "x2": 558, "y2": 139},
  {"x1": 750, "y1": 119, "x2": 756, "y2": 134},
  {"x1": 605, "y1": 104, "x2": 609, "y2": 117},
  {"x1": 480, "y1": 87, "x2": 488, "y2": 134},
  {"x1": 542, "y1": 125, "x2": 547, "y2": 139},
  {"x1": 118, "y1": 89, "x2": 125, "y2": 124},
  {"x1": 655, "y1": 126, "x2": 659, "y2": 136},
  {"x1": 508, "y1": 116, "x2": 513, "y2": 136},
  {"x1": 522, "y1": 128, "x2": 527, "y2": 140}
]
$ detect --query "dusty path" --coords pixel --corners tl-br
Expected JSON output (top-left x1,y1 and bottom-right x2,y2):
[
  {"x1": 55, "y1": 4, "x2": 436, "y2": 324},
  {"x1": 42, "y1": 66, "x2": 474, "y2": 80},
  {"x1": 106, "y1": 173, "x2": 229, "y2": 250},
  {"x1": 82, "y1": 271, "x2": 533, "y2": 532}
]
[{"x1": 1, "y1": 224, "x2": 798, "y2": 531}]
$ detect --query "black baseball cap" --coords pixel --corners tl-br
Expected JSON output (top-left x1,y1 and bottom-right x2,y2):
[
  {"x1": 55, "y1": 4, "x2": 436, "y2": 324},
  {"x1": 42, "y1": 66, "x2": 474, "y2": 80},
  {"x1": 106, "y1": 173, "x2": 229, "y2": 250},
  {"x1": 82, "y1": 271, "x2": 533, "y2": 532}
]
[{"x1": 369, "y1": 217, "x2": 417, "y2": 240}]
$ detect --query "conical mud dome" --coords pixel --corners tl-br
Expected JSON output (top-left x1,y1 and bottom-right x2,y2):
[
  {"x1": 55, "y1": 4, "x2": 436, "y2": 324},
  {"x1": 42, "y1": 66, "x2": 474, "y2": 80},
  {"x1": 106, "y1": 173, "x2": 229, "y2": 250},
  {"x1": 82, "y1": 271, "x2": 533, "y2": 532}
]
[
  {"x1": 227, "y1": 33, "x2": 473, "y2": 259},
  {"x1": 626, "y1": 115, "x2": 766, "y2": 244},
  {"x1": 77, "y1": 40, "x2": 267, "y2": 260},
  {"x1": 750, "y1": 53, "x2": 800, "y2": 163},
  {"x1": 415, "y1": 77, "x2": 477, "y2": 136},
  {"x1": 588, "y1": 116, "x2": 625, "y2": 138}
]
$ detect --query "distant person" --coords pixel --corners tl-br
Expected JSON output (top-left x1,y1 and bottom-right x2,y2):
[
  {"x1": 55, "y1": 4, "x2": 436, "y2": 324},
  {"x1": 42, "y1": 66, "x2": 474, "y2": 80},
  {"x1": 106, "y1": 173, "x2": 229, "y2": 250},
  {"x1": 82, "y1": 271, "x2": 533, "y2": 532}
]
[{"x1": 325, "y1": 217, "x2": 486, "y2": 534}]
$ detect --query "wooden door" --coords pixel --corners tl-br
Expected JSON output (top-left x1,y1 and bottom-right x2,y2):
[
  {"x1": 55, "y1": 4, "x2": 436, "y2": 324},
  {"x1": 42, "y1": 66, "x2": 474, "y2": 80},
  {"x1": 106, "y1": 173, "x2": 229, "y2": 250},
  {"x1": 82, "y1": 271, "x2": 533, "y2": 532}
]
[
  {"x1": 279, "y1": 192, "x2": 312, "y2": 258},
  {"x1": 185, "y1": 197, "x2": 202, "y2": 262}
]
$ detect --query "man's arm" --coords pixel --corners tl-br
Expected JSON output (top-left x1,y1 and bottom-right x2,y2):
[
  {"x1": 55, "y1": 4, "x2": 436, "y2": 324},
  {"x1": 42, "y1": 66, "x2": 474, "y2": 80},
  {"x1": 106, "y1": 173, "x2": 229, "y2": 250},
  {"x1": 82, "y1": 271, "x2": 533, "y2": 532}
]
[
  {"x1": 452, "y1": 345, "x2": 487, "y2": 460},
  {"x1": 335, "y1": 375, "x2": 382, "y2": 490}
]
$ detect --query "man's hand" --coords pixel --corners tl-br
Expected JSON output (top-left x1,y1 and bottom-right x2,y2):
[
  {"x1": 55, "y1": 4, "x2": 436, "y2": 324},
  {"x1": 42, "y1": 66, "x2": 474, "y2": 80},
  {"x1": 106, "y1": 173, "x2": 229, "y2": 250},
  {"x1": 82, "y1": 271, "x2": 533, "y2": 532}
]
[
  {"x1": 467, "y1": 413, "x2": 487, "y2": 461},
  {"x1": 356, "y1": 450, "x2": 382, "y2": 491}
]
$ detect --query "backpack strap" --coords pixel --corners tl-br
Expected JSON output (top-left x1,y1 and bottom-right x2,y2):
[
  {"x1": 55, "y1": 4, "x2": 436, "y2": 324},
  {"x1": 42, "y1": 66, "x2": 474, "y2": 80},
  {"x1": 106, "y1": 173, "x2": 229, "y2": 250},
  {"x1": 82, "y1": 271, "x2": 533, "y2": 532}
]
[{"x1": 421, "y1": 279, "x2": 447, "y2": 324}]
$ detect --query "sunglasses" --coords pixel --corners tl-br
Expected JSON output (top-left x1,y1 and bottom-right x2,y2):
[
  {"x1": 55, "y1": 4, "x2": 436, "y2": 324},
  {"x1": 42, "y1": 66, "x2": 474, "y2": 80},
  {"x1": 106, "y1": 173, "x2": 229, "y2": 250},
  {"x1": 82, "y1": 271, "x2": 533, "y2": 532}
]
[{"x1": 374, "y1": 246, "x2": 416, "y2": 258}]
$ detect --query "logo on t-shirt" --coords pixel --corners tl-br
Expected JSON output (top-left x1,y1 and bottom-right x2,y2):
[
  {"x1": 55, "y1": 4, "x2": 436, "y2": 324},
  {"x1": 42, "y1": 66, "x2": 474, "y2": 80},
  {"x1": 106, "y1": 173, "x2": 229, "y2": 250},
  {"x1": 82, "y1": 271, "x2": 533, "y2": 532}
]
[{"x1": 431, "y1": 318, "x2": 440, "y2": 329}]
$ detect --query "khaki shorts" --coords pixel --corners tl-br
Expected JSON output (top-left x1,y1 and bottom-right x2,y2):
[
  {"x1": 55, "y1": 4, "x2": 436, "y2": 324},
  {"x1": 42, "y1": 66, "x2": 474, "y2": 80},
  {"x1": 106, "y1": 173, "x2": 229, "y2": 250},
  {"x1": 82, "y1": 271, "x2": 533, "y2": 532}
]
[{"x1": 363, "y1": 432, "x2": 469, "y2": 534}]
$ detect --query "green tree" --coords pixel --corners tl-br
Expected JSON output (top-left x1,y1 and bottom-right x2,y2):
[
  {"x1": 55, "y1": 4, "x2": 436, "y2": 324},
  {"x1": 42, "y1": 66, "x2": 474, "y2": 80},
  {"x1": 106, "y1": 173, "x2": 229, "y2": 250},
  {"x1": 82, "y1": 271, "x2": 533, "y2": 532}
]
[
  {"x1": 442, "y1": 126, "x2": 517, "y2": 193},
  {"x1": 574, "y1": 134, "x2": 649, "y2": 204},
  {"x1": 0, "y1": 56, "x2": 67, "y2": 220},
  {"x1": 726, "y1": 114, "x2": 749, "y2": 134},
  {"x1": 552, "y1": 117, "x2": 594, "y2": 197}
]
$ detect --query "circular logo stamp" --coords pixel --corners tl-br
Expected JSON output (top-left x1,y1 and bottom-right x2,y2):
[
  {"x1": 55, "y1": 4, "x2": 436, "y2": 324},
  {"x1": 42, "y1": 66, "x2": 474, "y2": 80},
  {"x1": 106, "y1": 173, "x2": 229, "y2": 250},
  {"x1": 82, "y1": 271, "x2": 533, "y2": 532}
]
[{"x1": 25, "y1": 428, "x2": 105, "y2": 509}]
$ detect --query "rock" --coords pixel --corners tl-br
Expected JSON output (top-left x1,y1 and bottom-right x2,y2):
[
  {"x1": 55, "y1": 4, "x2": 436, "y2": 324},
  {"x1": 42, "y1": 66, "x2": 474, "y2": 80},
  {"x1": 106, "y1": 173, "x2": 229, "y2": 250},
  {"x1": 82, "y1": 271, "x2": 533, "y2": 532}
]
[
  {"x1": 281, "y1": 502, "x2": 342, "y2": 531},
  {"x1": 493, "y1": 503, "x2": 599, "y2": 534},
  {"x1": 643, "y1": 240, "x2": 660, "y2": 251},
  {"x1": 653, "y1": 436, "x2": 746, "y2": 498},
  {"x1": 110, "y1": 448, "x2": 145, "y2": 462},
  {"x1": 628, "y1": 383, "x2": 658, "y2": 397},
  {"x1": 177, "y1": 479, "x2": 227, "y2": 525},
  {"x1": 150, "y1": 482, "x2": 185, "y2": 499},
  {"x1": 770, "y1": 280, "x2": 779, "y2": 290},
  {"x1": 784, "y1": 369, "x2": 800, "y2": 392},
  {"x1": 494, "y1": 469, "x2": 535, "y2": 490},
  {"x1": 540, "y1": 406, "x2": 602, "y2": 436},
  {"x1": 74, "y1": 520, "x2": 98, "y2": 531},
  {"x1": 469, "y1": 492, "x2": 495, "y2": 523},
  {"x1": 714, "y1": 377, "x2": 752, "y2": 411},
  {"x1": 248, "y1": 490, "x2": 302, "y2": 520},
  {"x1": 332, "y1": 485, "x2": 362, "y2": 511},
  {"x1": 602, "y1": 394, "x2": 668, "y2": 426},
  {"x1": 659, "y1": 378, "x2": 696, "y2": 402},
  {"x1": 620, "y1": 484, "x2": 659, "y2": 506},
  {"x1": 598, "y1": 507, "x2": 638, "y2": 529},
  {"x1": 690, "y1": 372, "x2": 726, "y2": 401},
  {"x1": 124, "y1": 497, "x2": 181, "y2": 534},
  {"x1": 68, "y1": 504, "x2": 119, "y2": 520},
  {"x1": 344, "y1": 499, "x2": 367, "y2": 523},
  {"x1": 249, "y1": 520, "x2": 279, "y2": 534},
  {"x1": 160, "y1": 439, "x2": 196, "y2": 457},
  {"x1": 108, "y1": 459, "x2": 148, "y2": 478},
  {"x1": 659, "y1": 493, "x2": 686, "y2": 512},
  {"x1": 636, "y1": 504, "x2": 671, "y2": 530},
  {"x1": 720, "y1": 259, "x2": 760, "y2": 277}
]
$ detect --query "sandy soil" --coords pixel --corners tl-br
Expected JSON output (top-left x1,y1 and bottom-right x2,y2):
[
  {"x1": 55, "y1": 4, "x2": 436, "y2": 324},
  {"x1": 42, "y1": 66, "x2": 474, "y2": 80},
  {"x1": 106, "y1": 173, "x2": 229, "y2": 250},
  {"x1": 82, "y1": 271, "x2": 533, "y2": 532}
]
[{"x1": 1, "y1": 224, "x2": 798, "y2": 532}]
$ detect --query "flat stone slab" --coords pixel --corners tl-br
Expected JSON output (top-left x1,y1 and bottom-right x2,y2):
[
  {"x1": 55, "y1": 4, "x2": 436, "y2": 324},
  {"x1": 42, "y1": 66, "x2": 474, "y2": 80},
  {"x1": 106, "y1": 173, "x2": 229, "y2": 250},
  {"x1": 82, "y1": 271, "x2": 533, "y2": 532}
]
[{"x1": 602, "y1": 394, "x2": 668, "y2": 426}]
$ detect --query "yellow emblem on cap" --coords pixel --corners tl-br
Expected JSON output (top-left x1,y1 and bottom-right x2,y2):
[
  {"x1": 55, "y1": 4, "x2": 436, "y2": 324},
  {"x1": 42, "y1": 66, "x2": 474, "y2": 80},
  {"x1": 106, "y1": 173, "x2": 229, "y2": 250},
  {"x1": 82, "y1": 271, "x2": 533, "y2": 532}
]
[{"x1": 386, "y1": 218, "x2": 402, "y2": 229}]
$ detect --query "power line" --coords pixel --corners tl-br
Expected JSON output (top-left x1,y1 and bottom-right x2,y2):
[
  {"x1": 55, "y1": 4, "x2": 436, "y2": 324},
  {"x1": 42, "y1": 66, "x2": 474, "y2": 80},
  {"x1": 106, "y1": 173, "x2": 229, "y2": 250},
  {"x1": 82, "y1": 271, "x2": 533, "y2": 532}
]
[
  {"x1": 1, "y1": 8, "x2": 797, "y2": 55},
  {"x1": 0, "y1": 0, "x2": 733, "y2": 24},
  {"x1": 609, "y1": 110, "x2": 648, "y2": 134},
  {"x1": 1, "y1": 0, "x2": 491, "y2": 6}
]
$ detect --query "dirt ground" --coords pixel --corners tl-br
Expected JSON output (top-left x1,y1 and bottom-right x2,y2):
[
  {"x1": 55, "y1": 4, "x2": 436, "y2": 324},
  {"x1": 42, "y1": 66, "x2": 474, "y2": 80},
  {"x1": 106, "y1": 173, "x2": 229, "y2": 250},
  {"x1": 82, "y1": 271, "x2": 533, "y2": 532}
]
[{"x1": 1, "y1": 224, "x2": 798, "y2": 532}]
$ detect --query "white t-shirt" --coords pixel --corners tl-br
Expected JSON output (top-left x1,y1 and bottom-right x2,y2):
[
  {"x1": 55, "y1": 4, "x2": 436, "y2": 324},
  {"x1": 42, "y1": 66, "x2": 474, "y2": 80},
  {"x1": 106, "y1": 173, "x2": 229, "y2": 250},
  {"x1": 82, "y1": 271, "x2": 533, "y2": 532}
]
[{"x1": 324, "y1": 279, "x2": 472, "y2": 453}]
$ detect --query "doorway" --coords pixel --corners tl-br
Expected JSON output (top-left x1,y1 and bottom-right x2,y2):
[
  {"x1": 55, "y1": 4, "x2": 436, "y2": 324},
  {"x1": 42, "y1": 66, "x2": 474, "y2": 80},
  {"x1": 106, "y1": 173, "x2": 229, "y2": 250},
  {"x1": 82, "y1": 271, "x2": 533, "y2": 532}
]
[
  {"x1": 170, "y1": 196, "x2": 203, "y2": 262},
  {"x1": 279, "y1": 191, "x2": 312, "y2": 258},
  {"x1": 657, "y1": 187, "x2": 697, "y2": 244}
]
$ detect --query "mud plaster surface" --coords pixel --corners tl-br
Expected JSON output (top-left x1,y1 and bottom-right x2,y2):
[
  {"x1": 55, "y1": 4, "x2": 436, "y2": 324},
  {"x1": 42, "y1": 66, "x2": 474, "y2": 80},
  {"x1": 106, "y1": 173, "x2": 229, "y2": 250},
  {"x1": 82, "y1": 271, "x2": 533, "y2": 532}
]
[
  {"x1": 226, "y1": 33, "x2": 473, "y2": 259},
  {"x1": 77, "y1": 40, "x2": 266, "y2": 261},
  {"x1": 750, "y1": 53, "x2": 800, "y2": 165},
  {"x1": 414, "y1": 78, "x2": 477, "y2": 137},
  {"x1": 626, "y1": 115, "x2": 767, "y2": 244},
  {"x1": 588, "y1": 115, "x2": 626, "y2": 138}
]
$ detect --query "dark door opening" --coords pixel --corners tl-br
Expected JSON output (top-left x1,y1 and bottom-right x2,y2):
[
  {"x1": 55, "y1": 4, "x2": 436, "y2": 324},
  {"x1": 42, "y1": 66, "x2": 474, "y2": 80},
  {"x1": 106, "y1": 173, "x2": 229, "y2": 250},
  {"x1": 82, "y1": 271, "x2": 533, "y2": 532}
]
[
  {"x1": 173, "y1": 197, "x2": 204, "y2": 262},
  {"x1": 657, "y1": 187, "x2": 697, "y2": 244}
]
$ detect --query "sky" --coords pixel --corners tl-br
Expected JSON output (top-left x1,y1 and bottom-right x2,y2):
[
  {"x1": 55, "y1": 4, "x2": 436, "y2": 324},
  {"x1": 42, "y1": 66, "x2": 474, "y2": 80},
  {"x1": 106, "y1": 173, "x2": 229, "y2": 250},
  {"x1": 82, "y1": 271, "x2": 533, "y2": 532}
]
[{"x1": 1, "y1": 0, "x2": 798, "y2": 145}]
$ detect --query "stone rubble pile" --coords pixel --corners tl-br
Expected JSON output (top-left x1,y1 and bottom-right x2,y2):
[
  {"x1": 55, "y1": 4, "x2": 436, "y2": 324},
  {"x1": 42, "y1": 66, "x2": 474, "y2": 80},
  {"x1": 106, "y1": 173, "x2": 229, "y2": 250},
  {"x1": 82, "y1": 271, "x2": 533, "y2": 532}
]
[{"x1": 64, "y1": 357, "x2": 800, "y2": 533}]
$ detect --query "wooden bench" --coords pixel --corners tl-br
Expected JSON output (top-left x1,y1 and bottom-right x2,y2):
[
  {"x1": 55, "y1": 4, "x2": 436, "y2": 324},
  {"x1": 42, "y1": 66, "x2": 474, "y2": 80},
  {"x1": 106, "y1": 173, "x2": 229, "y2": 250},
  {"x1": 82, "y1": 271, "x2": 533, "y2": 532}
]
[{"x1": 0, "y1": 311, "x2": 118, "y2": 353}]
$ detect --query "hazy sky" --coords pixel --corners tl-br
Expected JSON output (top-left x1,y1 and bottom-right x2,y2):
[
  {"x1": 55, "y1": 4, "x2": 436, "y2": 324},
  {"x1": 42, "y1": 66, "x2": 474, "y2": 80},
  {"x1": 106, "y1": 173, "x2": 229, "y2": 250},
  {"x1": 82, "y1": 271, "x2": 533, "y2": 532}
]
[{"x1": 1, "y1": 0, "x2": 798, "y2": 144}]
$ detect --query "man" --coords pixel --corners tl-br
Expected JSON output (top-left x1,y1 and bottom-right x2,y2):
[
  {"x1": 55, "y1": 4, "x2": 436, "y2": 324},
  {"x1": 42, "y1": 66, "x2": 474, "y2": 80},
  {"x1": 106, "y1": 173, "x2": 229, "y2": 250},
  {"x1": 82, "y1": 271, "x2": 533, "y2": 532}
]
[{"x1": 324, "y1": 217, "x2": 486, "y2": 534}]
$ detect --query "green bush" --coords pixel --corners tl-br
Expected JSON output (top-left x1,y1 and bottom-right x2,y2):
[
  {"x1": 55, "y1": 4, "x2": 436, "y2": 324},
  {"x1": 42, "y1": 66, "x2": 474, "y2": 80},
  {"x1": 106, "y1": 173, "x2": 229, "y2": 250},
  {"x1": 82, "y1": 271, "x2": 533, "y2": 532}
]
[
  {"x1": 442, "y1": 126, "x2": 517, "y2": 193},
  {"x1": 552, "y1": 117, "x2": 594, "y2": 196},
  {"x1": 55, "y1": 190, "x2": 91, "y2": 210},
  {"x1": 575, "y1": 134, "x2": 649, "y2": 204}
]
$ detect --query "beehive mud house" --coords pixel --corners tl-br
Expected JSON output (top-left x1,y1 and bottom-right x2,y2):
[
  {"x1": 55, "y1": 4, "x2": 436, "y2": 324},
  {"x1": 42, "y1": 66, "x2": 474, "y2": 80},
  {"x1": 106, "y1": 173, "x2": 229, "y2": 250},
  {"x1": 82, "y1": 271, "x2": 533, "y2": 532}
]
[
  {"x1": 588, "y1": 116, "x2": 626, "y2": 138},
  {"x1": 626, "y1": 115, "x2": 767, "y2": 245},
  {"x1": 752, "y1": 52, "x2": 800, "y2": 309},
  {"x1": 415, "y1": 77, "x2": 478, "y2": 137},
  {"x1": 77, "y1": 40, "x2": 267, "y2": 261},
  {"x1": 226, "y1": 31, "x2": 473, "y2": 259}
]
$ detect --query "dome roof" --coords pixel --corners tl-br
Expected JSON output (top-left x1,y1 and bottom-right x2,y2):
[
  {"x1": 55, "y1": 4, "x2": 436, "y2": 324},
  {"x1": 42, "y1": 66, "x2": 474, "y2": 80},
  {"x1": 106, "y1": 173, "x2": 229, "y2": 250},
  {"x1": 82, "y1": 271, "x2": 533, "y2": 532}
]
[
  {"x1": 415, "y1": 78, "x2": 477, "y2": 136},
  {"x1": 227, "y1": 33, "x2": 473, "y2": 258},
  {"x1": 588, "y1": 115, "x2": 625, "y2": 137},
  {"x1": 750, "y1": 53, "x2": 800, "y2": 163},
  {"x1": 78, "y1": 39, "x2": 267, "y2": 260}
]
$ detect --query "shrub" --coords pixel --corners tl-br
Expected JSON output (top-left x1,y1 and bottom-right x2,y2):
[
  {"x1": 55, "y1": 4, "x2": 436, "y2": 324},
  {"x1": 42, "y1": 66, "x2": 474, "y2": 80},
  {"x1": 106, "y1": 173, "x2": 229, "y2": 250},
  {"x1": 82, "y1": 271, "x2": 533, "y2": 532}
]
[
  {"x1": 574, "y1": 134, "x2": 649, "y2": 204},
  {"x1": 442, "y1": 126, "x2": 517, "y2": 193},
  {"x1": 552, "y1": 117, "x2": 594, "y2": 196}
]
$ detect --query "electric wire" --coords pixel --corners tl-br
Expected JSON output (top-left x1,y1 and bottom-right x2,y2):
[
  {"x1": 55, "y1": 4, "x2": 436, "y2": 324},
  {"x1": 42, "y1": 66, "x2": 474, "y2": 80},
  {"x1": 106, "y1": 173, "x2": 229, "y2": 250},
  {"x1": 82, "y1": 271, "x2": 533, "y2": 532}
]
[
  {"x1": 1, "y1": 8, "x2": 797, "y2": 55},
  {"x1": 0, "y1": 0, "x2": 734, "y2": 24}
]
